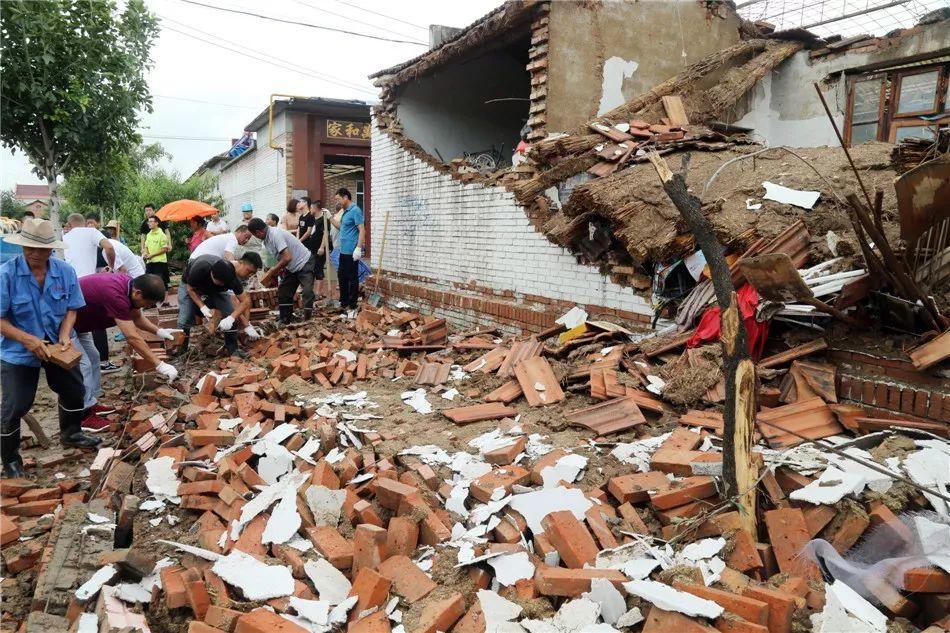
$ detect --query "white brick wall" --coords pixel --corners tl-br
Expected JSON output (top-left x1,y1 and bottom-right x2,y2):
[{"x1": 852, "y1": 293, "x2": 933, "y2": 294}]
[
  {"x1": 218, "y1": 115, "x2": 289, "y2": 227},
  {"x1": 371, "y1": 127, "x2": 653, "y2": 320}
]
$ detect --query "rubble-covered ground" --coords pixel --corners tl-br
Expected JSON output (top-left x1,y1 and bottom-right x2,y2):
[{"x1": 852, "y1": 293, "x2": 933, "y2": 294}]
[{"x1": 2, "y1": 301, "x2": 948, "y2": 633}]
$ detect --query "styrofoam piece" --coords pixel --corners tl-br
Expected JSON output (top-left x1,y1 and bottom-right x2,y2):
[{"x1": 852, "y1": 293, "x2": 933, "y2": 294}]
[
  {"x1": 212, "y1": 550, "x2": 294, "y2": 600},
  {"x1": 611, "y1": 433, "x2": 671, "y2": 472},
  {"x1": 622, "y1": 579, "x2": 724, "y2": 618}
]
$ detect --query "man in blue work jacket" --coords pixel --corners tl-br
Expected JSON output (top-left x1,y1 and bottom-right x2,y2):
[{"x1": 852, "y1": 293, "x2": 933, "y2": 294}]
[{"x1": 0, "y1": 218, "x2": 101, "y2": 478}]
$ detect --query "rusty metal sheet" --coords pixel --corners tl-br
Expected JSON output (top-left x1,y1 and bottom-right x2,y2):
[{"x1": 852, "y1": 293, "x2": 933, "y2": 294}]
[
  {"x1": 497, "y1": 339, "x2": 543, "y2": 378},
  {"x1": 514, "y1": 356, "x2": 565, "y2": 407},
  {"x1": 896, "y1": 158, "x2": 950, "y2": 245},
  {"x1": 565, "y1": 397, "x2": 646, "y2": 435}
]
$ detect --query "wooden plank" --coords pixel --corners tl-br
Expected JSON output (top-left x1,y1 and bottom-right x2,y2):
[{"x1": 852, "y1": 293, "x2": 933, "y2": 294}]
[
  {"x1": 660, "y1": 95, "x2": 690, "y2": 126},
  {"x1": 757, "y1": 339, "x2": 828, "y2": 369},
  {"x1": 908, "y1": 329, "x2": 950, "y2": 371}
]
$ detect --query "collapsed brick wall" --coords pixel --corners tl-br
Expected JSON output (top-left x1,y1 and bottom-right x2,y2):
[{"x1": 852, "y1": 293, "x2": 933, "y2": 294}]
[{"x1": 371, "y1": 127, "x2": 655, "y2": 332}]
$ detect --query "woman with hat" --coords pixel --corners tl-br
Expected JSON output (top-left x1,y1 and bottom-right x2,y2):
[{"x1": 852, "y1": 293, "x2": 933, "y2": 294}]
[{"x1": 0, "y1": 218, "x2": 101, "y2": 478}]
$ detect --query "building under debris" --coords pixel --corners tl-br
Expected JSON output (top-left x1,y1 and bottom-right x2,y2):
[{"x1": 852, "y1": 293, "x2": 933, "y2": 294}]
[{"x1": 368, "y1": 0, "x2": 949, "y2": 333}]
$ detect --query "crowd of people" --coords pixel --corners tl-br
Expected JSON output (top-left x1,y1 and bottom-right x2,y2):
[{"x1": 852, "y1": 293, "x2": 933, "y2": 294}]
[{"x1": 0, "y1": 188, "x2": 366, "y2": 478}]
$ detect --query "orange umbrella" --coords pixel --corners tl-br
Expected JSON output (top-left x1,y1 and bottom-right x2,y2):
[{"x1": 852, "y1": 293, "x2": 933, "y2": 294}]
[{"x1": 156, "y1": 200, "x2": 219, "y2": 222}]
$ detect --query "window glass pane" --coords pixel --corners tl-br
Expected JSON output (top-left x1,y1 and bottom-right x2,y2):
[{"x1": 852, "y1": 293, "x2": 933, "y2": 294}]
[
  {"x1": 850, "y1": 122, "x2": 878, "y2": 144},
  {"x1": 896, "y1": 71, "x2": 939, "y2": 114},
  {"x1": 894, "y1": 125, "x2": 935, "y2": 142},
  {"x1": 851, "y1": 79, "x2": 881, "y2": 123}
]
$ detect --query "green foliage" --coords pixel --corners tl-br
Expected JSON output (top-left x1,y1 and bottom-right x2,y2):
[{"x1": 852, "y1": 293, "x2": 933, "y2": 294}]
[
  {"x1": 0, "y1": 0, "x2": 159, "y2": 221},
  {"x1": 0, "y1": 191, "x2": 28, "y2": 219},
  {"x1": 60, "y1": 143, "x2": 223, "y2": 265}
]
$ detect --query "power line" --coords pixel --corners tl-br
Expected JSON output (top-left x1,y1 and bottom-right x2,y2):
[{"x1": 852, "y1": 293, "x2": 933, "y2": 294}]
[
  {"x1": 330, "y1": 0, "x2": 428, "y2": 31},
  {"x1": 159, "y1": 18, "x2": 376, "y2": 95},
  {"x1": 153, "y1": 94, "x2": 260, "y2": 110},
  {"x1": 140, "y1": 134, "x2": 232, "y2": 141},
  {"x1": 293, "y1": 0, "x2": 426, "y2": 43},
  {"x1": 175, "y1": 0, "x2": 427, "y2": 45}
]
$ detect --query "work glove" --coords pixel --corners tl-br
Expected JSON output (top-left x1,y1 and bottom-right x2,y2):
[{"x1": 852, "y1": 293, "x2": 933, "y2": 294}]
[
  {"x1": 155, "y1": 362, "x2": 179, "y2": 381},
  {"x1": 200, "y1": 305, "x2": 213, "y2": 319},
  {"x1": 218, "y1": 316, "x2": 235, "y2": 331},
  {"x1": 243, "y1": 325, "x2": 261, "y2": 340},
  {"x1": 352, "y1": 246, "x2": 362, "y2": 261},
  {"x1": 156, "y1": 328, "x2": 175, "y2": 341}
]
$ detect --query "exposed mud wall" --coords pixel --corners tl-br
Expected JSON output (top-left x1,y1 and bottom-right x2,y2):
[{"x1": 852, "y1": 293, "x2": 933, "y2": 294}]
[
  {"x1": 545, "y1": 0, "x2": 742, "y2": 133},
  {"x1": 733, "y1": 20, "x2": 950, "y2": 148}
]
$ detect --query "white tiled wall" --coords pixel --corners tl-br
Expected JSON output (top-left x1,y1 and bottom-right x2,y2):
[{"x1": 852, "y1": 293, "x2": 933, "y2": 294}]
[{"x1": 218, "y1": 116, "x2": 289, "y2": 227}]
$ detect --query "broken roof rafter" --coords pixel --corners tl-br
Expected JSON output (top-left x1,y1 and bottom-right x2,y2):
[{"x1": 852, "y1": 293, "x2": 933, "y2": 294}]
[{"x1": 738, "y1": 0, "x2": 948, "y2": 38}]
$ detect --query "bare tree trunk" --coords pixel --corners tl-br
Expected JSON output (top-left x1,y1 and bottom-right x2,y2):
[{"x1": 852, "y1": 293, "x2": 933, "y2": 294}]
[{"x1": 647, "y1": 151, "x2": 758, "y2": 536}]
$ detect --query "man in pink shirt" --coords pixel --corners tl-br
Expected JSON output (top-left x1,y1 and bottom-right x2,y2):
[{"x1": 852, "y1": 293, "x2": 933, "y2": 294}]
[{"x1": 73, "y1": 272, "x2": 179, "y2": 431}]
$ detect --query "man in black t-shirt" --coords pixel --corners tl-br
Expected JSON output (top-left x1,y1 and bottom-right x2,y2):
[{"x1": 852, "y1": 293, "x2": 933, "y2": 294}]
[
  {"x1": 175, "y1": 253, "x2": 263, "y2": 356},
  {"x1": 139, "y1": 203, "x2": 171, "y2": 258},
  {"x1": 298, "y1": 199, "x2": 327, "y2": 285}
]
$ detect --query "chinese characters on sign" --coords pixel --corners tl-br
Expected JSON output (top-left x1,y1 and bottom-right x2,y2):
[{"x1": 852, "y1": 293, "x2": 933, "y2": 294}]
[{"x1": 326, "y1": 120, "x2": 371, "y2": 140}]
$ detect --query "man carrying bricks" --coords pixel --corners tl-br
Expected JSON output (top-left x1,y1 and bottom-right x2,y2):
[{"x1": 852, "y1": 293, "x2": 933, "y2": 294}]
[
  {"x1": 0, "y1": 218, "x2": 101, "y2": 478},
  {"x1": 175, "y1": 253, "x2": 263, "y2": 357},
  {"x1": 247, "y1": 217, "x2": 316, "y2": 324},
  {"x1": 72, "y1": 272, "x2": 179, "y2": 432}
]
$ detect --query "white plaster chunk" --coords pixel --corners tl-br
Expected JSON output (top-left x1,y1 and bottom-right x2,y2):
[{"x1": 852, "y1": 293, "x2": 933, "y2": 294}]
[
  {"x1": 681, "y1": 537, "x2": 726, "y2": 562},
  {"x1": 157, "y1": 539, "x2": 221, "y2": 561},
  {"x1": 508, "y1": 487, "x2": 593, "y2": 533},
  {"x1": 789, "y1": 466, "x2": 866, "y2": 505},
  {"x1": 582, "y1": 578, "x2": 626, "y2": 625},
  {"x1": 478, "y1": 589, "x2": 525, "y2": 633},
  {"x1": 540, "y1": 453, "x2": 587, "y2": 489},
  {"x1": 262, "y1": 486, "x2": 301, "y2": 545},
  {"x1": 75, "y1": 564, "x2": 117, "y2": 601},
  {"x1": 76, "y1": 613, "x2": 98, "y2": 633},
  {"x1": 114, "y1": 582, "x2": 153, "y2": 604},
  {"x1": 555, "y1": 306, "x2": 588, "y2": 330},
  {"x1": 762, "y1": 181, "x2": 820, "y2": 209},
  {"x1": 487, "y1": 551, "x2": 535, "y2": 586},
  {"x1": 812, "y1": 580, "x2": 886, "y2": 633},
  {"x1": 218, "y1": 417, "x2": 243, "y2": 431},
  {"x1": 401, "y1": 388, "x2": 432, "y2": 414},
  {"x1": 622, "y1": 579, "x2": 724, "y2": 619},
  {"x1": 305, "y1": 558, "x2": 352, "y2": 604},
  {"x1": 329, "y1": 596, "x2": 358, "y2": 624},
  {"x1": 699, "y1": 557, "x2": 726, "y2": 586},
  {"x1": 597, "y1": 57, "x2": 639, "y2": 116},
  {"x1": 306, "y1": 485, "x2": 346, "y2": 526},
  {"x1": 144, "y1": 456, "x2": 180, "y2": 498},
  {"x1": 904, "y1": 447, "x2": 950, "y2": 516},
  {"x1": 618, "y1": 558, "x2": 660, "y2": 580},
  {"x1": 290, "y1": 597, "x2": 331, "y2": 627},
  {"x1": 615, "y1": 607, "x2": 644, "y2": 628},
  {"x1": 442, "y1": 388, "x2": 459, "y2": 400},
  {"x1": 446, "y1": 483, "x2": 470, "y2": 518},
  {"x1": 211, "y1": 550, "x2": 294, "y2": 600}
]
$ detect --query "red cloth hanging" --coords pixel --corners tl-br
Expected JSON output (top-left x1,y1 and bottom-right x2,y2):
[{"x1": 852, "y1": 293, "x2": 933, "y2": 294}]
[{"x1": 686, "y1": 284, "x2": 769, "y2": 361}]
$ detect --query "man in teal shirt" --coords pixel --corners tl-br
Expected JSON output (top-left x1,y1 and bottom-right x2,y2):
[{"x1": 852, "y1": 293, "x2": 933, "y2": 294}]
[
  {"x1": 331, "y1": 187, "x2": 364, "y2": 319},
  {"x1": 0, "y1": 218, "x2": 101, "y2": 477}
]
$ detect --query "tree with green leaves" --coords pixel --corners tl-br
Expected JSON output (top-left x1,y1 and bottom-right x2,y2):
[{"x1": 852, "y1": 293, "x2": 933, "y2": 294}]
[
  {"x1": 0, "y1": 191, "x2": 28, "y2": 219},
  {"x1": 0, "y1": 0, "x2": 159, "y2": 227}
]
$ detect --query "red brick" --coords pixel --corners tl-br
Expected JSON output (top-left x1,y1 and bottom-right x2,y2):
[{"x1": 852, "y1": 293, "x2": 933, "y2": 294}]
[
  {"x1": 189, "y1": 623, "x2": 226, "y2": 633},
  {"x1": 674, "y1": 582, "x2": 768, "y2": 625},
  {"x1": 742, "y1": 585, "x2": 796, "y2": 633},
  {"x1": 348, "y1": 610, "x2": 391, "y2": 633},
  {"x1": 648, "y1": 476, "x2": 717, "y2": 510},
  {"x1": 204, "y1": 605, "x2": 242, "y2": 632},
  {"x1": 1, "y1": 514, "x2": 20, "y2": 546},
  {"x1": 650, "y1": 450, "x2": 707, "y2": 476},
  {"x1": 187, "y1": 580, "x2": 211, "y2": 619},
  {"x1": 822, "y1": 509, "x2": 869, "y2": 554},
  {"x1": 726, "y1": 529, "x2": 763, "y2": 573},
  {"x1": 470, "y1": 466, "x2": 530, "y2": 503},
  {"x1": 642, "y1": 607, "x2": 718, "y2": 633},
  {"x1": 348, "y1": 568, "x2": 391, "y2": 620},
  {"x1": 452, "y1": 601, "x2": 485, "y2": 633},
  {"x1": 6, "y1": 499, "x2": 59, "y2": 516},
  {"x1": 385, "y1": 516, "x2": 419, "y2": 557},
  {"x1": 415, "y1": 593, "x2": 465, "y2": 633},
  {"x1": 161, "y1": 566, "x2": 189, "y2": 609},
  {"x1": 541, "y1": 510, "x2": 599, "y2": 569},
  {"x1": 374, "y1": 478, "x2": 418, "y2": 511},
  {"x1": 607, "y1": 471, "x2": 670, "y2": 504},
  {"x1": 534, "y1": 566, "x2": 626, "y2": 597},
  {"x1": 378, "y1": 554, "x2": 436, "y2": 603},
  {"x1": 307, "y1": 526, "x2": 354, "y2": 569},
  {"x1": 18, "y1": 487, "x2": 61, "y2": 503},
  {"x1": 764, "y1": 509, "x2": 820, "y2": 581},
  {"x1": 353, "y1": 524, "x2": 388, "y2": 573},
  {"x1": 234, "y1": 608, "x2": 308, "y2": 633},
  {"x1": 903, "y1": 567, "x2": 950, "y2": 593}
]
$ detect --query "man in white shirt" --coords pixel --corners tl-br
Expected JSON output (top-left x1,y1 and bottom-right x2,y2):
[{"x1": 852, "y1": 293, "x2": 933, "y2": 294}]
[
  {"x1": 108, "y1": 239, "x2": 146, "y2": 278},
  {"x1": 63, "y1": 214, "x2": 115, "y2": 278},
  {"x1": 206, "y1": 211, "x2": 228, "y2": 236},
  {"x1": 189, "y1": 226, "x2": 253, "y2": 261},
  {"x1": 247, "y1": 218, "x2": 315, "y2": 323}
]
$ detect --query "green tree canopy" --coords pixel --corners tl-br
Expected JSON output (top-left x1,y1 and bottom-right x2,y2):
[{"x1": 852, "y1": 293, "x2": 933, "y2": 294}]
[{"x1": 0, "y1": 0, "x2": 159, "y2": 225}]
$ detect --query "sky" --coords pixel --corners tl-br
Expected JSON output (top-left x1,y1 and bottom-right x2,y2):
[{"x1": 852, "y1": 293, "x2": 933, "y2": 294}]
[{"x1": 0, "y1": 0, "x2": 502, "y2": 189}]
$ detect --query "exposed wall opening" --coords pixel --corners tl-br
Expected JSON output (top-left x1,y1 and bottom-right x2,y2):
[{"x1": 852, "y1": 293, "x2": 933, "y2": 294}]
[{"x1": 394, "y1": 25, "x2": 532, "y2": 170}]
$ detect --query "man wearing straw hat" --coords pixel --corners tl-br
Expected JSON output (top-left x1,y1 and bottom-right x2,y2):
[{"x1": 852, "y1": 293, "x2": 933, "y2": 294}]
[{"x1": 0, "y1": 218, "x2": 102, "y2": 478}]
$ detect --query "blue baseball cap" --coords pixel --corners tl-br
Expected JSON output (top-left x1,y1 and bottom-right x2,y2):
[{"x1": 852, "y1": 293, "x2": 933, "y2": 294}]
[{"x1": 241, "y1": 203, "x2": 253, "y2": 212}]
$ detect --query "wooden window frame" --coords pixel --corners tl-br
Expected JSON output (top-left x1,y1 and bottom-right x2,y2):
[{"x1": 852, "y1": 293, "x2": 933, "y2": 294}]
[
  {"x1": 887, "y1": 115, "x2": 950, "y2": 143},
  {"x1": 844, "y1": 74, "x2": 886, "y2": 146},
  {"x1": 891, "y1": 66, "x2": 944, "y2": 118}
]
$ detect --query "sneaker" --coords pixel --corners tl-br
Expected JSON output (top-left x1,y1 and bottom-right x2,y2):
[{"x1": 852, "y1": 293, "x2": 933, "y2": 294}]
[
  {"x1": 114, "y1": 331, "x2": 126, "y2": 342},
  {"x1": 89, "y1": 403, "x2": 116, "y2": 415},
  {"x1": 61, "y1": 431, "x2": 102, "y2": 449},
  {"x1": 80, "y1": 414, "x2": 112, "y2": 433},
  {"x1": 99, "y1": 361, "x2": 121, "y2": 374}
]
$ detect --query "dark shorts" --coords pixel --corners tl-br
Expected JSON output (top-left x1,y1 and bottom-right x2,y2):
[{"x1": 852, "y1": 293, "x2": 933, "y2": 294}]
[{"x1": 311, "y1": 250, "x2": 326, "y2": 280}]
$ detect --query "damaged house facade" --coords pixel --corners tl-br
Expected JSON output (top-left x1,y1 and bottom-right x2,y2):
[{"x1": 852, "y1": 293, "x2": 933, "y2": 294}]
[{"x1": 369, "y1": 0, "x2": 949, "y2": 335}]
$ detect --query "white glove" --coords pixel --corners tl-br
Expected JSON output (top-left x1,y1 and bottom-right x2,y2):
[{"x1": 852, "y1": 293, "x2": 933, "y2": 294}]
[
  {"x1": 243, "y1": 325, "x2": 261, "y2": 340},
  {"x1": 218, "y1": 316, "x2": 235, "y2": 331},
  {"x1": 156, "y1": 328, "x2": 175, "y2": 341},
  {"x1": 156, "y1": 362, "x2": 179, "y2": 381},
  {"x1": 352, "y1": 246, "x2": 362, "y2": 261},
  {"x1": 200, "y1": 305, "x2": 213, "y2": 319}
]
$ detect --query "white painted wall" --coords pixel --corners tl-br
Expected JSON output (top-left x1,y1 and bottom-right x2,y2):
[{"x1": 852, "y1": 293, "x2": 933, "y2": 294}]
[
  {"x1": 217, "y1": 113, "x2": 290, "y2": 226},
  {"x1": 371, "y1": 126, "x2": 654, "y2": 324},
  {"x1": 736, "y1": 22, "x2": 950, "y2": 147}
]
